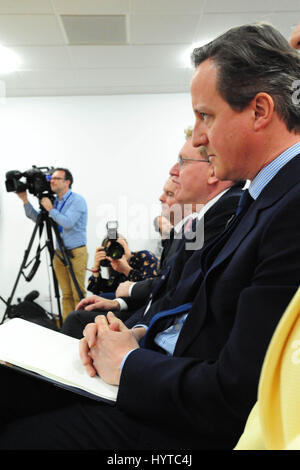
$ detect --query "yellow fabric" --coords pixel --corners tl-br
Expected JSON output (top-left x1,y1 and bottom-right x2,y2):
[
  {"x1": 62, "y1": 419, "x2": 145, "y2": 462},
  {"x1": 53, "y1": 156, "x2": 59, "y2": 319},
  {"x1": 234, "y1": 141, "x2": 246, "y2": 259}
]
[
  {"x1": 285, "y1": 435, "x2": 300, "y2": 450},
  {"x1": 53, "y1": 246, "x2": 88, "y2": 320},
  {"x1": 235, "y1": 286, "x2": 300, "y2": 450},
  {"x1": 234, "y1": 402, "x2": 266, "y2": 450}
]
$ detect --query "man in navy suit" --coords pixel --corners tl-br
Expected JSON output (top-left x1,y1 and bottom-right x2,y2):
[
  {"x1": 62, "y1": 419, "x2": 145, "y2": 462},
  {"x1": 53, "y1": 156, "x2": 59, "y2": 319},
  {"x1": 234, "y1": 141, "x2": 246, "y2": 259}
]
[{"x1": 1, "y1": 23, "x2": 300, "y2": 450}]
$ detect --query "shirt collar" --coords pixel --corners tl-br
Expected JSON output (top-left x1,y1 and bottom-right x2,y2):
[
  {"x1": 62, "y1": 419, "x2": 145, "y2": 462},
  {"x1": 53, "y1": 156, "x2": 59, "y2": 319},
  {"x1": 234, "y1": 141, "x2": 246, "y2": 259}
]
[
  {"x1": 197, "y1": 188, "x2": 230, "y2": 221},
  {"x1": 174, "y1": 187, "x2": 232, "y2": 233},
  {"x1": 57, "y1": 189, "x2": 72, "y2": 202},
  {"x1": 249, "y1": 141, "x2": 300, "y2": 200}
]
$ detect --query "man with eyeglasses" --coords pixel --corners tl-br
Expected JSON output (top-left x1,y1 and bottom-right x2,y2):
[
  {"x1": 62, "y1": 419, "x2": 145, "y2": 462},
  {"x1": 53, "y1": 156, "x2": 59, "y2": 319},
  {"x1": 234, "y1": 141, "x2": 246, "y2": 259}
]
[
  {"x1": 61, "y1": 129, "x2": 243, "y2": 338},
  {"x1": 16, "y1": 167, "x2": 88, "y2": 320}
]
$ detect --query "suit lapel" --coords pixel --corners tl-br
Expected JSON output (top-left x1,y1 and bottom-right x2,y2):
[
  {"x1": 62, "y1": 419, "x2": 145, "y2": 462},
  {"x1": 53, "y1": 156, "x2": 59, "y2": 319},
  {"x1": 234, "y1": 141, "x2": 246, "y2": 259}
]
[
  {"x1": 205, "y1": 155, "x2": 300, "y2": 275},
  {"x1": 205, "y1": 202, "x2": 258, "y2": 274}
]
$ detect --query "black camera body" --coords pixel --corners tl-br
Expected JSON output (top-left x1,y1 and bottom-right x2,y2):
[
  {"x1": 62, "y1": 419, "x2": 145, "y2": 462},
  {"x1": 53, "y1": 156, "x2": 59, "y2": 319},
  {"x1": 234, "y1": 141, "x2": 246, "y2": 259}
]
[
  {"x1": 100, "y1": 221, "x2": 125, "y2": 268},
  {"x1": 5, "y1": 165, "x2": 55, "y2": 199}
]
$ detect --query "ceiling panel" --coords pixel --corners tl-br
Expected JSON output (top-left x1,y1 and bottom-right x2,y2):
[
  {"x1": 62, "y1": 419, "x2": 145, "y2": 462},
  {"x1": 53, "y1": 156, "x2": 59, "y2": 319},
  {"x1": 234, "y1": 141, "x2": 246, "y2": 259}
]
[
  {"x1": 194, "y1": 12, "x2": 284, "y2": 42},
  {"x1": 52, "y1": 0, "x2": 130, "y2": 15},
  {"x1": 76, "y1": 67, "x2": 188, "y2": 87},
  {"x1": 6, "y1": 67, "x2": 188, "y2": 90},
  {"x1": 0, "y1": 1, "x2": 299, "y2": 97},
  {"x1": 0, "y1": 15, "x2": 65, "y2": 46},
  {"x1": 4, "y1": 67, "x2": 192, "y2": 97},
  {"x1": 130, "y1": 0, "x2": 206, "y2": 14},
  {"x1": 68, "y1": 44, "x2": 190, "y2": 68},
  {"x1": 0, "y1": 0, "x2": 53, "y2": 14},
  {"x1": 61, "y1": 14, "x2": 127, "y2": 45},
  {"x1": 4, "y1": 84, "x2": 190, "y2": 97},
  {"x1": 205, "y1": 0, "x2": 300, "y2": 13},
  {"x1": 130, "y1": 14, "x2": 201, "y2": 44}
]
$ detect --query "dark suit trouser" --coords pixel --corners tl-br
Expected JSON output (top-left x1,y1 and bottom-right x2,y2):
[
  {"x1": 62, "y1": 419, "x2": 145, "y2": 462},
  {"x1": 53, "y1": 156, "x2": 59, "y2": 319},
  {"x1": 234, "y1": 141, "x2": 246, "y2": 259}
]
[
  {"x1": 61, "y1": 308, "x2": 134, "y2": 339},
  {"x1": 0, "y1": 366, "x2": 141, "y2": 450},
  {"x1": 0, "y1": 365, "x2": 199, "y2": 450}
]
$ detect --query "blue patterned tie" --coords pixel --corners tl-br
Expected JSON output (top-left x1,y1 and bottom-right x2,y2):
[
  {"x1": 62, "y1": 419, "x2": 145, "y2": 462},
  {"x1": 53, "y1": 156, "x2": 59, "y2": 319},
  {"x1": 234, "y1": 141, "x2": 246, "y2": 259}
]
[{"x1": 235, "y1": 189, "x2": 253, "y2": 216}]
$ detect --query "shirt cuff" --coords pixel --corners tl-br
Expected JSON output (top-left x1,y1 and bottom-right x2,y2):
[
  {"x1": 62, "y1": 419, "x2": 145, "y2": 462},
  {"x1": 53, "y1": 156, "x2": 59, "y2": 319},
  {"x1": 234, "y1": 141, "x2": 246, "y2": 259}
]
[
  {"x1": 115, "y1": 298, "x2": 128, "y2": 311},
  {"x1": 132, "y1": 324, "x2": 148, "y2": 330},
  {"x1": 120, "y1": 348, "x2": 138, "y2": 371},
  {"x1": 128, "y1": 282, "x2": 136, "y2": 296},
  {"x1": 48, "y1": 208, "x2": 58, "y2": 218}
]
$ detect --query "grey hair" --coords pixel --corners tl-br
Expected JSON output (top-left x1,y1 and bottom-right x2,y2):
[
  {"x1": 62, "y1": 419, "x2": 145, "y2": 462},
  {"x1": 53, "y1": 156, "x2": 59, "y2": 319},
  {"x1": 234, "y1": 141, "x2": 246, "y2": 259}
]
[
  {"x1": 183, "y1": 126, "x2": 209, "y2": 160},
  {"x1": 184, "y1": 126, "x2": 194, "y2": 139}
]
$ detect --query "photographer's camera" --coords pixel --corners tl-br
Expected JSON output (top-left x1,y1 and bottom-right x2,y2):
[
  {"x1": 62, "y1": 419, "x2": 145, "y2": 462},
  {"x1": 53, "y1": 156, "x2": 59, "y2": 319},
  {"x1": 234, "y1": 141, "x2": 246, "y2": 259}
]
[{"x1": 99, "y1": 221, "x2": 125, "y2": 268}]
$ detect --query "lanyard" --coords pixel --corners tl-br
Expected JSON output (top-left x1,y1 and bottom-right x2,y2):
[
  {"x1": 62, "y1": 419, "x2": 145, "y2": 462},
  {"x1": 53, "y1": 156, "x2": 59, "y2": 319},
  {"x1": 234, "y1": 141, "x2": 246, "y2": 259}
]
[
  {"x1": 54, "y1": 191, "x2": 72, "y2": 212},
  {"x1": 54, "y1": 192, "x2": 72, "y2": 232}
]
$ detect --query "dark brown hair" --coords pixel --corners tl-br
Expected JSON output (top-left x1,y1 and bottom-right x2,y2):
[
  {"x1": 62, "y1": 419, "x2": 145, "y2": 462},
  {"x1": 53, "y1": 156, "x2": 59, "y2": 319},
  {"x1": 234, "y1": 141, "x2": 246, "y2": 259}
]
[{"x1": 192, "y1": 23, "x2": 300, "y2": 132}]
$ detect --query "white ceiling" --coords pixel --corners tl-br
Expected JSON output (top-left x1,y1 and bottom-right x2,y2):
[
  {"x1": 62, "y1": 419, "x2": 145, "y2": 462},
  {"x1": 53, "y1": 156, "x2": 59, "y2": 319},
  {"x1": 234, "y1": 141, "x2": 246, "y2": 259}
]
[{"x1": 0, "y1": 0, "x2": 300, "y2": 97}]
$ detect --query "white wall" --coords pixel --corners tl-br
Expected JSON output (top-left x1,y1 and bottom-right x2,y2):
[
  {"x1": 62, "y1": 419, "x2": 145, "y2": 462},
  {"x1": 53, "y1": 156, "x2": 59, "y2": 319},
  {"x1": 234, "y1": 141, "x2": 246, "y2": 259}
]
[{"x1": 0, "y1": 92, "x2": 194, "y2": 318}]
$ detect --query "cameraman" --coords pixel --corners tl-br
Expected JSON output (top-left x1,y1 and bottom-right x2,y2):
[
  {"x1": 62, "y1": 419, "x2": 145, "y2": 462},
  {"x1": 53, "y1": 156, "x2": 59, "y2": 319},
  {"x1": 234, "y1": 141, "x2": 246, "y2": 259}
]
[{"x1": 17, "y1": 167, "x2": 88, "y2": 320}]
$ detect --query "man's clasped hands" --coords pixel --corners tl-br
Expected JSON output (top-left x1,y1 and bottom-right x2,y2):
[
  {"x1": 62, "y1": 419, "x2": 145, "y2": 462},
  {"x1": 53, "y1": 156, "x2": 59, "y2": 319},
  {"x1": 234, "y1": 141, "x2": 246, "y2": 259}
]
[{"x1": 79, "y1": 312, "x2": 146, "y2": 385}]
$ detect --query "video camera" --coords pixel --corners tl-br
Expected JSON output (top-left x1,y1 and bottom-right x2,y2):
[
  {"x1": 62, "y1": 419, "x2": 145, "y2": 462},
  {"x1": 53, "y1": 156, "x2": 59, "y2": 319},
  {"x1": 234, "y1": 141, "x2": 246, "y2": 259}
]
[
  {"x1": 5, "y1": 165, "x2": 55, "y2": 199},
  {"x1": 100, "y1": 221, "x2": 125, "y2": 267}
]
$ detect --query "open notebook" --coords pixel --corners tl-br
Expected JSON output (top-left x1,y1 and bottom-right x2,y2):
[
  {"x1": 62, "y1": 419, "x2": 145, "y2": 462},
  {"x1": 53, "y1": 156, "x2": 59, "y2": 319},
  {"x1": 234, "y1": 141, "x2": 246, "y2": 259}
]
[{"x1": 0, "y1": 318, "x2": 118, "y2": 403}]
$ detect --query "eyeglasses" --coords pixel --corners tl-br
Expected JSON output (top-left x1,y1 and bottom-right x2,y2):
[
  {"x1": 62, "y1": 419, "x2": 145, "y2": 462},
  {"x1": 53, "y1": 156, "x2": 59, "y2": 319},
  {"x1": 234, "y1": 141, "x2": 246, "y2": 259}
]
[
  {"x1": 177, "y1": 155, "x2": 210, "y2": 168},
  {"x1": 51, "y1": 177, "x2": 65, "y2": 181}
]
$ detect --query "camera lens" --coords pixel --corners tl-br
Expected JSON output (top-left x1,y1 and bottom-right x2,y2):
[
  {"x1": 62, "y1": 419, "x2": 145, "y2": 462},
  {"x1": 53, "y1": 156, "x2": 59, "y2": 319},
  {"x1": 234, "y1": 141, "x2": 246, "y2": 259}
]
[
  {"x1": 105, "y1": 241, "x2": 124, "y2": 260},
  {"x1": 100, "y1": 259, "x2": 111, "y2": 268}
]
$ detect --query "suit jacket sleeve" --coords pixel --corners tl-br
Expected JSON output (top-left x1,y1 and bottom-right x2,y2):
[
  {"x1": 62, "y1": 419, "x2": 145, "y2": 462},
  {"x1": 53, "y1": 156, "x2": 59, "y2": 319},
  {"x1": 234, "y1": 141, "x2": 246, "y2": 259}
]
[
  {"x1": 130, "y1": 278, "x2": 156, "y2": 301},
  {"x1": 118, "y1": 279, "x2": 156, "y2": 312}
]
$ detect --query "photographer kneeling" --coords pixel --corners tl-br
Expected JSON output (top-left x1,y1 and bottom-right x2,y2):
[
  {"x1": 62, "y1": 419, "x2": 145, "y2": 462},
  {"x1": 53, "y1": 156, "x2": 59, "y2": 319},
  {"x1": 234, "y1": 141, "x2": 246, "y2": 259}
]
[
  {"x1": 61, "y1": 236, "x2": 158, "y2": 337},
  {"x1": 87, "y1": 236, "x2": 159, "y2": 298}
]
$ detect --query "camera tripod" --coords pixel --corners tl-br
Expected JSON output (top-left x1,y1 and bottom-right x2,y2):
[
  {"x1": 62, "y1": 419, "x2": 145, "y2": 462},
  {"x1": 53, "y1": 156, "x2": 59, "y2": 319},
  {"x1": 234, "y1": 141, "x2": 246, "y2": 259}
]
[{"x1": 0, "y1": 206, "x2": 84, "y2": 327}]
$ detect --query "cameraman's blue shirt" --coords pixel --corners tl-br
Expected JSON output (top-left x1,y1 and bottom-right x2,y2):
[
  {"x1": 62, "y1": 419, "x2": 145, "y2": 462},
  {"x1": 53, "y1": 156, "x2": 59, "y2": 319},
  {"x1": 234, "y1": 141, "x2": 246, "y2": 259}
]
[{"x1": 24, "y1": 190, "x2": 87, "y2": 250}]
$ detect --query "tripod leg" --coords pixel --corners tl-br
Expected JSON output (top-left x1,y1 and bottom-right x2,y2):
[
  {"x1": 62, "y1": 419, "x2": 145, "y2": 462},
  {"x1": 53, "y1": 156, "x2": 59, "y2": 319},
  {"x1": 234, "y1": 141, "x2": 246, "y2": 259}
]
[
  {"x1": 1, "y1": 214, "x2": 43, "y2": 324},
  {"x1": 44, "y1": 217, "x2": 63, "y2": 328}
]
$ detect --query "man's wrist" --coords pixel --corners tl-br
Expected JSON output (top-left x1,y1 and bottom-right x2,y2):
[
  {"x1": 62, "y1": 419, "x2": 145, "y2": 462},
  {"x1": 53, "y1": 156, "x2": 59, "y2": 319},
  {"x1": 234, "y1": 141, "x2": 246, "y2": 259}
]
[
  {"x1": 122, "y1": 266, "x2": 132, "y2": 277},
  {"x1": 108, "y1": 300, "x2": 120, "y2": 311}
]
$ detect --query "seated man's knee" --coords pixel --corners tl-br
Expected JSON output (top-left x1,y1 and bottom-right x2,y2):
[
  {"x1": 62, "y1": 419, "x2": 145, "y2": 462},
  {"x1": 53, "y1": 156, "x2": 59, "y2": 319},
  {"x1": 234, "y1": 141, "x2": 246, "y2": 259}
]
[{"x1": 60, "y1": 309, "x2": 105, "y2": 339}]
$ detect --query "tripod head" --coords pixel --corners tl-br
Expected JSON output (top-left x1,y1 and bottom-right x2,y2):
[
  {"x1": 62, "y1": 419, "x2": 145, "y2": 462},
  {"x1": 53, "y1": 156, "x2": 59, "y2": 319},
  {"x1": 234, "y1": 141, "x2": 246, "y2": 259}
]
[{"x1": 37, "y1": 192, "x2": 55, "y2": 210}]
